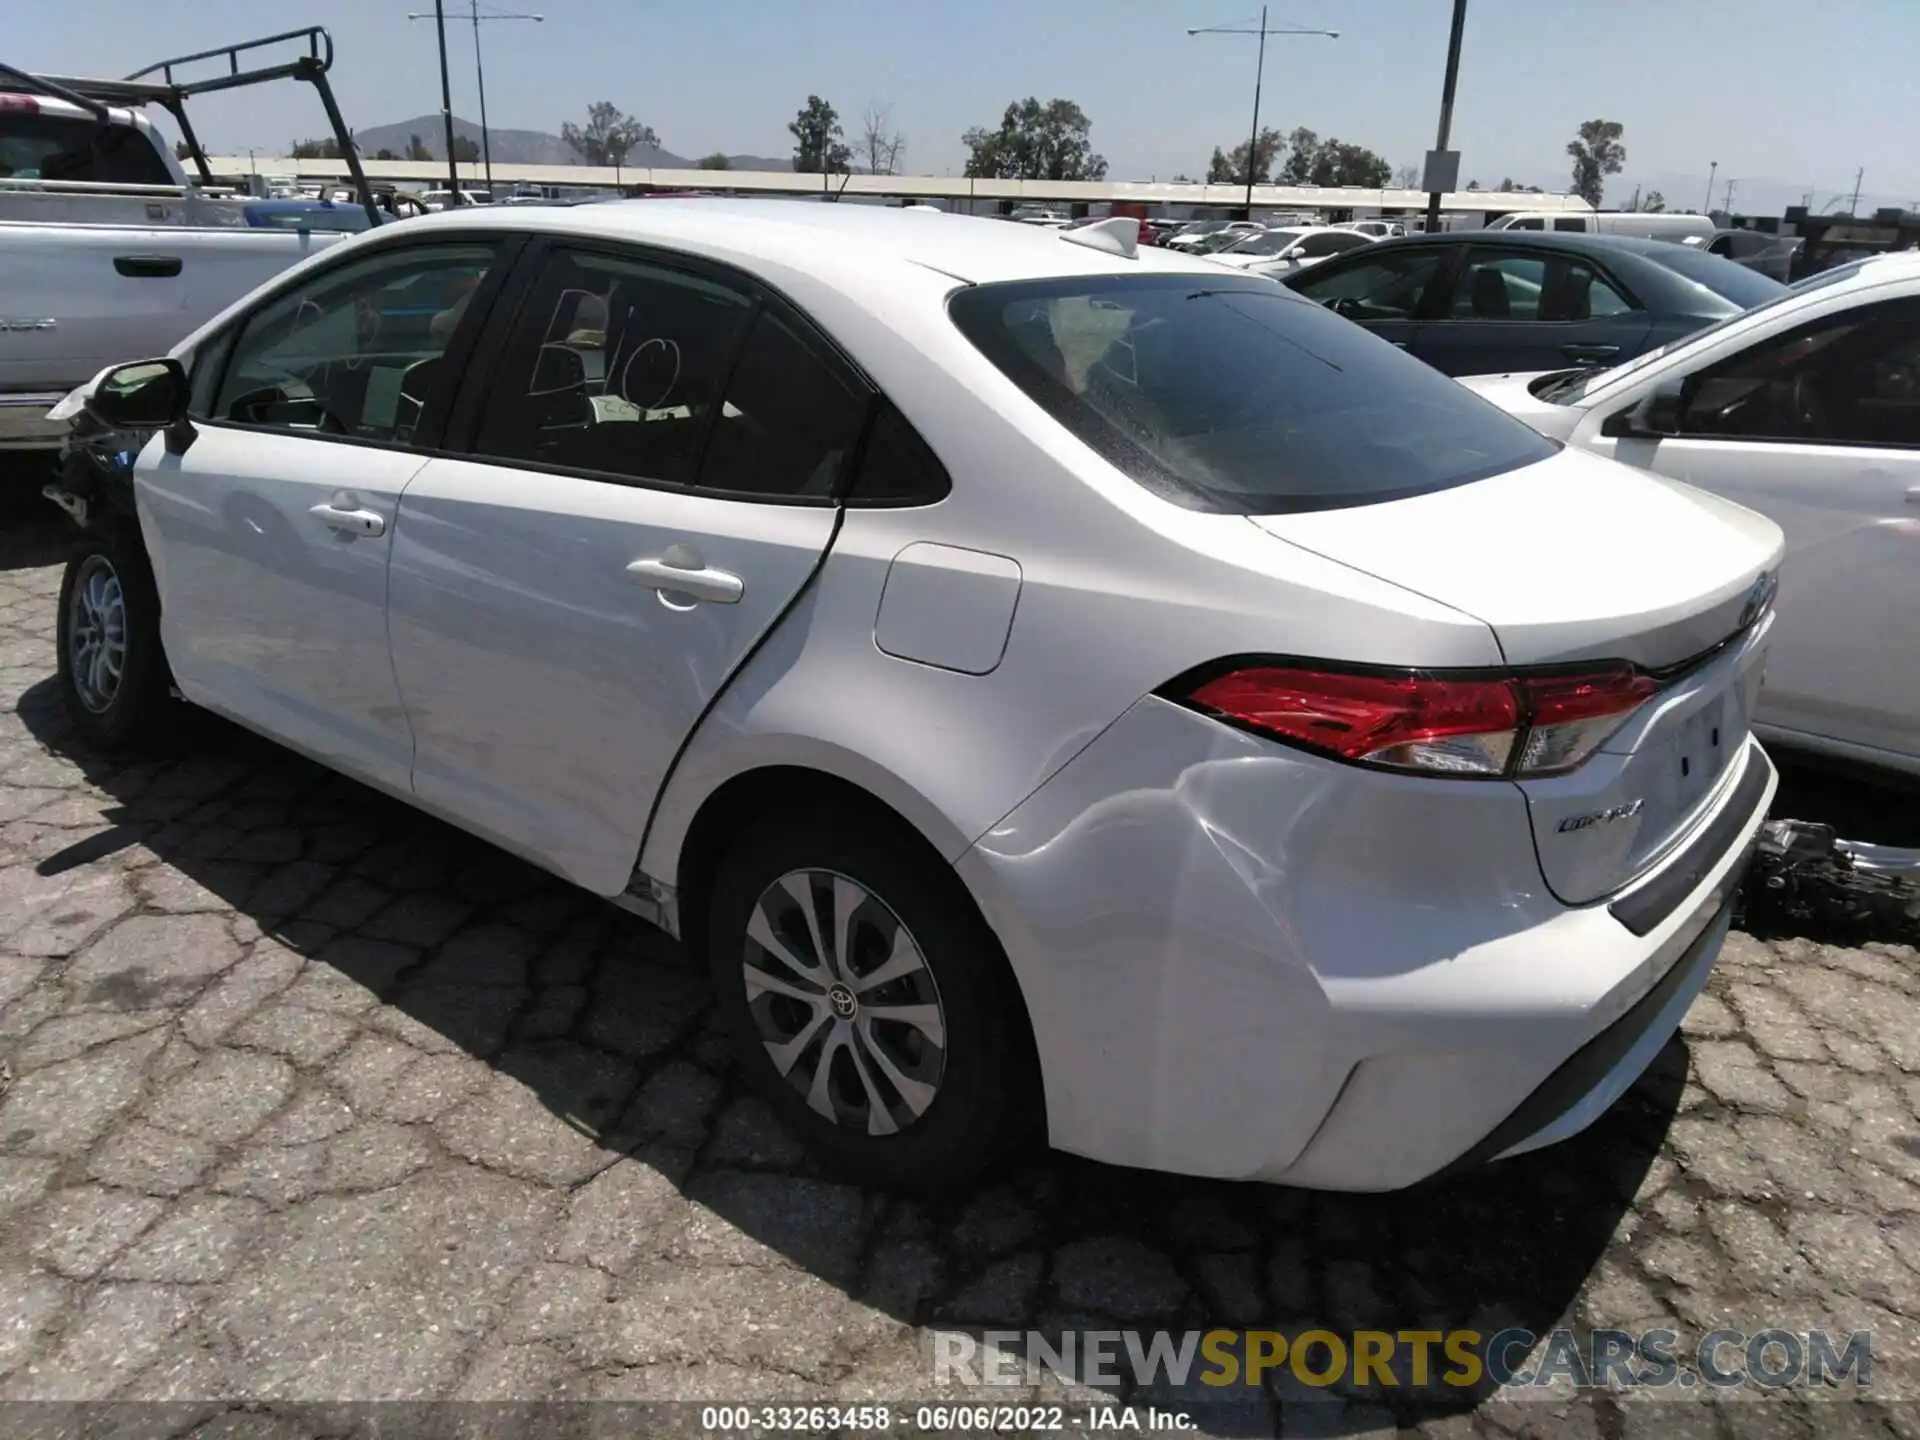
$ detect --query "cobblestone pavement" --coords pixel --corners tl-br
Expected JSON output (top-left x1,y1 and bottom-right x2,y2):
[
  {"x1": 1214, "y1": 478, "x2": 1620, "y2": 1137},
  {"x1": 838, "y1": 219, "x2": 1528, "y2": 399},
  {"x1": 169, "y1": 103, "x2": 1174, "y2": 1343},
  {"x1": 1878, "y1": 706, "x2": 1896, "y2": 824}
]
[{"x1": 1, "y1": 507, "x2": 1917, "y2": 1438}]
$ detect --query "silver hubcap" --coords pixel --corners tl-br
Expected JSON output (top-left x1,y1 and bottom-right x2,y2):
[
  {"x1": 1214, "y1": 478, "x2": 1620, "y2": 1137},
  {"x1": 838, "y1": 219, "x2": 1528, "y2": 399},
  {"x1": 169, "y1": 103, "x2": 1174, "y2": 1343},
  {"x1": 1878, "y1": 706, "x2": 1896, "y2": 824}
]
[
  {"x1": 742, "y1": 869, "x2": 948, "y2": 1136},
  {"x1": 67, "y1": 555, "x2": 127, "y2": 715}
]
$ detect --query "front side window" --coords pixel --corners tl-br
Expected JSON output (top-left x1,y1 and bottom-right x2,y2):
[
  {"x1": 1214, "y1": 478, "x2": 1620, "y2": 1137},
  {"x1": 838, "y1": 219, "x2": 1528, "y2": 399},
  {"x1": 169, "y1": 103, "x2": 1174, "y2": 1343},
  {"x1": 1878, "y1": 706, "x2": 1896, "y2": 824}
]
[
  {"x1": 949, "y1": 274, "x2": 1557, "y2": 515},
  {"x1": 1679, "y1": 299, "x2": 1920, "y2": 447},
  {"x1": 471, "y1": 248, "x2": 752, "y2": 486},
  {"x1": 211, "y1": 242, "x2": 498, "y2": 444},
  {"x1": 1289, "y1": 248, "x2": 1446, "y2": 321}
]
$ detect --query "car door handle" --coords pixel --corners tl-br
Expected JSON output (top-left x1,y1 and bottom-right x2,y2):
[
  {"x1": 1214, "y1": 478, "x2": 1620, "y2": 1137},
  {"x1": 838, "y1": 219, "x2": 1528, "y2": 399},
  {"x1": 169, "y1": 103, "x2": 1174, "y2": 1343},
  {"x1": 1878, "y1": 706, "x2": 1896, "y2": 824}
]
[
  {"x1": 114, "y1": 254, "x2": 183, "y2": 278},
  {"x1": 1562, "y1": 343, "x2": 1620, "y2": 362},
  {"x1": 627, "y1": 554, "x2": 744, "y2": 604},
  {"x1": 308, "y1": 500, "x2": 386, "y2": 537},
  {"x1": 1907, "y1": 486, "x2": 1920, "y2": 507}
]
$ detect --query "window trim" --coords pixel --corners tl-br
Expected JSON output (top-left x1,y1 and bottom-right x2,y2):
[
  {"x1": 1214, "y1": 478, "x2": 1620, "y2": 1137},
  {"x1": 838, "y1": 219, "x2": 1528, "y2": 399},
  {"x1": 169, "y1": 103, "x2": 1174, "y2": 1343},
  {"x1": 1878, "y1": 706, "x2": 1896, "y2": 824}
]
[
  {"x1": 191, "y1": 232, "x2": 526, "y2": 461},
  {"x1": 442, "y1": 232, "x2": 899, "y2": 508},
  {"x1": 1670, "y1": 296, "x2": 1920, "y2": 451}
]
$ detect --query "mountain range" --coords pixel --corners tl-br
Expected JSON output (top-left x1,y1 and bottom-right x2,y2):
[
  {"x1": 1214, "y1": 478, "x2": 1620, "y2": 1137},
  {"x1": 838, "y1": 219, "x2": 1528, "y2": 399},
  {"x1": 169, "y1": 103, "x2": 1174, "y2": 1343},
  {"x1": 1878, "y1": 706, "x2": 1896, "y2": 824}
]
[{"x1": 346, "y1": 114, "x2": 792, "y2": 172}]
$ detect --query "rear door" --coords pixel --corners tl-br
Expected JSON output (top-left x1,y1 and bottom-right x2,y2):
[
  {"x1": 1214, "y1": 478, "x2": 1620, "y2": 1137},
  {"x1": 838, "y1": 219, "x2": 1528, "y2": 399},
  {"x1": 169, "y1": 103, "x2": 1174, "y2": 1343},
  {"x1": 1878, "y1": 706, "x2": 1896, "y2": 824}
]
[
  {"x1": 1585, "y1": 295, "x2": 1920, "y2": 767},
  {"x1": 386, "y1": 241, "x2": 870, "y2": 893},
  {"x1": 1412, "y1": 245, "x2": 1654, "y2": 375}
]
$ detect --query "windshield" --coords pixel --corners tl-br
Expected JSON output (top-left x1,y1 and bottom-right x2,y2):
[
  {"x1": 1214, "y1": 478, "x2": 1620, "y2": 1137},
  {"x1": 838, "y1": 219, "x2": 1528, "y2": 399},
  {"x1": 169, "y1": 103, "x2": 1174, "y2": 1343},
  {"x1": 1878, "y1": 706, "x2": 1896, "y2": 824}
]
[
  {"x1": 1549, "y1": 260, "x2": 1869, "y2": 403},
  {"x1": 1224, "y1": 230, "x2": 1303, "y2": 257},
  {"x1": 1642, "y1": 244, "x2": 1789, "y2": 313},
  {"x1": 948, "y1": 274, "x2": 1558, "y2": 515}
]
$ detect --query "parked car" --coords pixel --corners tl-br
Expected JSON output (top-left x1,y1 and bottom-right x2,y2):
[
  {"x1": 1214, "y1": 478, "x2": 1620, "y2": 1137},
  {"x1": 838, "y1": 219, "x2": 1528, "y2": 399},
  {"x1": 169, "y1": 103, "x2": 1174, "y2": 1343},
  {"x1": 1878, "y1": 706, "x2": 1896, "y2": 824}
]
[
  {"x1": 1487, "y1": 211, "x2": 1717, "y2": 244},
  {"x1": 1164, "y1": 218, "x2": 1263, "y2": 252},
  {"x1": 239, "y1": 198, "x2": 381, "y2": 232},
  {"x1": 0, "y1": 29, "x2": 379, "y2": 457},
  {"x1": 1460, "y1": 250, "x2": 1920, "y2": 778},
  {"x1": 1211, "y1": 224, "x2": 1376, "y2": 271},
  {"x1": 1689, "y1": 228, "x2": 1804, "y2": 284},
  {"x1": 1341, "y1": 219, "x2": 1406, "y2": 239},
  {"x1": 1281, "y1": 230, "x2": 1787, "y2": 375},
  {"x1": 48, "y1": 200, "x2": 1781, "y2": 1192}
]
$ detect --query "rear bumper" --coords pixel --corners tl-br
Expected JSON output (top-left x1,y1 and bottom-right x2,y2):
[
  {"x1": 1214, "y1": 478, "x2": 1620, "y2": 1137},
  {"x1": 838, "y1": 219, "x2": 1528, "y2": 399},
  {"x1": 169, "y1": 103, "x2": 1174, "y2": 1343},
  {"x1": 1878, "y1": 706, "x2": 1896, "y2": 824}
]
[
  {"x1": 959, "y1": 697, "x2": 1777, "y2": 1191},
  {"x1": 0, "y1": 392, "x2": 70, "y2": 451}
]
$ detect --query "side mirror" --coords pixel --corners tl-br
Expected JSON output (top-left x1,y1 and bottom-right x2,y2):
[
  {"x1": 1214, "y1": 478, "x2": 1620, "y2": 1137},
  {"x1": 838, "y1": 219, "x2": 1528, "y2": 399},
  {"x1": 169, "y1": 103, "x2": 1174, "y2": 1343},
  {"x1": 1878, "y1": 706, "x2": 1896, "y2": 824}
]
[
  {"x1": 85, "y1": 357, "x2": 195, "y2": 454},
  {"x1": 1602, "y1": 377, "x2": 1686, "y2": 439}
]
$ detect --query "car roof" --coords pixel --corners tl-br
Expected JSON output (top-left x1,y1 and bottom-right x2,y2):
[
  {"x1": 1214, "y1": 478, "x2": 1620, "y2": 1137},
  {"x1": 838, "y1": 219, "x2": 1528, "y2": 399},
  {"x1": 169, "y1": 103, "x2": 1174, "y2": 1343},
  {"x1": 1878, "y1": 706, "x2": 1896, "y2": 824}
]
[{"x1": 390, "y1": 196, "x2": 1230, "y2": 285}]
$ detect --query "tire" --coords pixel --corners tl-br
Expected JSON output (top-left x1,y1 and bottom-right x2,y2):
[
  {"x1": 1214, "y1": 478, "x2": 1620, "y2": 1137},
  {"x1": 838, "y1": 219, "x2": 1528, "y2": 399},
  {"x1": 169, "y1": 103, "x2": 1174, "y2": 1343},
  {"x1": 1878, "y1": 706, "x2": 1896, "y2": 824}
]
[
  {"x1": 706, "y1": 803, "x2": 1034, "y2": 1190},
  {"x1": 55, "y1": 522, "x2": 178, "y2": 752}
]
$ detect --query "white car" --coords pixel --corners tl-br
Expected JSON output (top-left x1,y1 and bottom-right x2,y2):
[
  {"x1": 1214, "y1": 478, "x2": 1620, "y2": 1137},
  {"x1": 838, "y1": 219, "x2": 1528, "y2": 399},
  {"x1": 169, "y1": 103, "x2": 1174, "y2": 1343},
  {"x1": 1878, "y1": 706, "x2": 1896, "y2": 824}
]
[
  {"x1": 54, "y1": 201, "x2": 1781, "y2": 1192},
  {"x1": 1211, "y1": 225, "x2": 1378, "y2": 271},
  {"x1": 1342, "y1": 219, "x2": 1406, "y2": 239},
  {"x1": 1164, "y1": 219, "x2": 1264, "y2": 252},
  {"x1": 1461, "y1": 251, "x2": 1920, "y2": 778}
]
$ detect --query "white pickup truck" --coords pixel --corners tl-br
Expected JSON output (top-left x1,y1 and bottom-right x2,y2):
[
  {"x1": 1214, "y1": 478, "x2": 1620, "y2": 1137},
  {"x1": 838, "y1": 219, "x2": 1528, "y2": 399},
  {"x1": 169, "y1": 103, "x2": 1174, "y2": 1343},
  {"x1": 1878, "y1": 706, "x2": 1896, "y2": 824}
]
[{"x1": 0, "y1": 29, "x2": 389, "y2": 455}]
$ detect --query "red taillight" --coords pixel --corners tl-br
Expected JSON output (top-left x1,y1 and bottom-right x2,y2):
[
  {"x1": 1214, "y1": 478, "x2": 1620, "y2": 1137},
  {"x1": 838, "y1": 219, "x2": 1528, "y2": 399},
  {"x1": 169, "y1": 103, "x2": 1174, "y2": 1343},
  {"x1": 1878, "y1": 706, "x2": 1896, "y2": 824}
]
[{"x1": 1179, "y1": 661, "x2": 1659, "y2": 779}]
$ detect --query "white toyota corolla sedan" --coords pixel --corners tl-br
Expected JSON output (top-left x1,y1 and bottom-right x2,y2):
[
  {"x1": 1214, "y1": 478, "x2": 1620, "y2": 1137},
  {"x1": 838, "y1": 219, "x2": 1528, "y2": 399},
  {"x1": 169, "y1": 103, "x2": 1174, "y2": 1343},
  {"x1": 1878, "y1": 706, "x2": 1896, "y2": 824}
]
[{"x1": 54, "y1": 200, "x2": 1783, "y2": 1192}]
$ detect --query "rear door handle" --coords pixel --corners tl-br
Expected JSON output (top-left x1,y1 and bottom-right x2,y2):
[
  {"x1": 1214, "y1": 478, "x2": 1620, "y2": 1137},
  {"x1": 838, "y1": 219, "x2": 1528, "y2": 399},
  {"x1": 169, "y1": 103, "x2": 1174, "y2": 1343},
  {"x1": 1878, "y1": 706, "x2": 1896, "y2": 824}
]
[
  {"x1": 114, "y1": 254, "x2": 183, "y2": 278},
  {"x1": 1562, "y1": 343, "x2": 1620, "y2": 362},
  {"x1": 627, "y1": 552, "x2": 744, "y2": 604},
  {"x1": 309, "y1": 500, "x2": 385, "y2": 537}
]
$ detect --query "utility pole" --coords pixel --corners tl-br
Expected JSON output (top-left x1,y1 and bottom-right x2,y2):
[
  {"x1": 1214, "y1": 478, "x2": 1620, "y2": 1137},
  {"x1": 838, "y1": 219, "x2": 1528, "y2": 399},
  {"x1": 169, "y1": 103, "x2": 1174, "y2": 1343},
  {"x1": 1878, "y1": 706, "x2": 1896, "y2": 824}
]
[
  {"x1": 1704, "y1": 161, "x2": 1717, "y2": 215},
  {"x1": 410, "y1": 5, "x2": 543, "y2": 200},
  {"x1": 432, "y1": 0, "x2": 460, "y2": 200},
  {"x1": 1849, "y1": 167, "x2": 1864, "y2": 216},
  {"x1": 1723, "y1": 177, "x2": 1736, "y2": 215},
  {"x1": 1423, "y1": 0, "x2": 1469, "y2": 234},
  {"x1": 1188, "y1": 9, "x2": 1339, "y2": 218}
]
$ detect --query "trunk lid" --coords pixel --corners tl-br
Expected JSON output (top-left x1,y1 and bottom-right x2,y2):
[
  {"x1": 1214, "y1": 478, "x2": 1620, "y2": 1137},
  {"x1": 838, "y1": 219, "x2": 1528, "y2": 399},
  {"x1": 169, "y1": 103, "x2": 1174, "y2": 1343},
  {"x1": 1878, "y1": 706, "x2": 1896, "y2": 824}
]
[{"x1": 1251, "y1": 447, "x2": 1785, "y2": 903}]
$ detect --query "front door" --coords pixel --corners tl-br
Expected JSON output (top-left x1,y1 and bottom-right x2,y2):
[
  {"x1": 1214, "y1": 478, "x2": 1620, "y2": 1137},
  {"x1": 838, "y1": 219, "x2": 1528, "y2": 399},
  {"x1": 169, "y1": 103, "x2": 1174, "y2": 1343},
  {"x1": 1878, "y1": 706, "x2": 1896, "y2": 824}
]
[
  {"x1": 137, "y1": 240, "x2": 505, "y2": 793},
  {"x1": 1587, "y1": 296, "x2": 1920, "y2": 765},
  {"x1": 1284, "y1": 245, "x2": 1452, "y2": 354},
  {"x1": 386, "y1": 243, "x2": 872, "y2": 892}
]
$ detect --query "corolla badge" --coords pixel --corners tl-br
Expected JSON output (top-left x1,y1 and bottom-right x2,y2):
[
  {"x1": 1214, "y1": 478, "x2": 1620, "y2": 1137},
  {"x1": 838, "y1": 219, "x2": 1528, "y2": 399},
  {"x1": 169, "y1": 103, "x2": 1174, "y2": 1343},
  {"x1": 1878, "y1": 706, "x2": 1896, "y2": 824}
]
[
  {"x1": 1738, "y1": 570, "x2": 1778, "y2": 630},
  {"x1": 1557, "y1": 799, "x2": 1645, "y2": 834}
]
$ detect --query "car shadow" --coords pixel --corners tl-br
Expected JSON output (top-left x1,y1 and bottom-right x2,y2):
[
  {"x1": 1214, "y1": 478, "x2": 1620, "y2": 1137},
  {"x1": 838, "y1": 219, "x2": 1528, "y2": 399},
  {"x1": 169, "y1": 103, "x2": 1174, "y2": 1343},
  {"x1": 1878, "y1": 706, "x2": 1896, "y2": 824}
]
[
  {"x1": 0, "y1": 475, "x2": 74, "y2": 574},
  {"x1": 14, "y1": 676, "x2": 1679, "y2": 1431}
]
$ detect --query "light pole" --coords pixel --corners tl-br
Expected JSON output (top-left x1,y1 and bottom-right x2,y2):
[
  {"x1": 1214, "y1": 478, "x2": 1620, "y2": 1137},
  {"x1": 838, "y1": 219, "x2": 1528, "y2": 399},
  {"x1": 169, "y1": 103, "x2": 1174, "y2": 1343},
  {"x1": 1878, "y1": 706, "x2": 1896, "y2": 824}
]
[
  {"x1": 1188, "y1": 8, "x2": 1339, "y2": 217},
  {"x1": 1423, "y1": 0, "x2": 1468, "y2": 235},
  {"x1": 1704, "y1": 161, "x2": 1717, "y2": 216},
  {"x1": 409, "y1": 3, "x2": 543, "y2": 200}
]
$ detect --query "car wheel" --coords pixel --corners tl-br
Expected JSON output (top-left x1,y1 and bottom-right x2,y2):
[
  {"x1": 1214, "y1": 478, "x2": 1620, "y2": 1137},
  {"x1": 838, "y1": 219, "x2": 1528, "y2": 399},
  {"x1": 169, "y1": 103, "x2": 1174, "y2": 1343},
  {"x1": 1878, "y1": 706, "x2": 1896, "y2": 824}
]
[
  {"x1": 706, "y1": 803, "x2": 1031, "y2": 1190},
  {"x1": 55, "y1": 523, "x2": 177, "y2": 752}
]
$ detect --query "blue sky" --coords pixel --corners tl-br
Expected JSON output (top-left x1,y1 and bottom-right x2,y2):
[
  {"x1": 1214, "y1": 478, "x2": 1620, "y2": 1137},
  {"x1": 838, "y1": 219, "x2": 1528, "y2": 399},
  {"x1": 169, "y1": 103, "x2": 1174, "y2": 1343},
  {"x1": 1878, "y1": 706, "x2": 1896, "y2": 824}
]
[{"x1": 12, "y1": 0, "x2": 1920, "y2": 211}]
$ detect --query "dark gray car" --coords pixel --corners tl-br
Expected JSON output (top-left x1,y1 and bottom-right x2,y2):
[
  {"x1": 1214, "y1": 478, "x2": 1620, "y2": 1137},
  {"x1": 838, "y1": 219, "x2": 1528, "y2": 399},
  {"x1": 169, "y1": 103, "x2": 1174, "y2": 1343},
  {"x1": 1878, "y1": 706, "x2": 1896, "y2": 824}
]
[{"x1": 1280, "y1": 230, "x2": 1787, "y2": 376}]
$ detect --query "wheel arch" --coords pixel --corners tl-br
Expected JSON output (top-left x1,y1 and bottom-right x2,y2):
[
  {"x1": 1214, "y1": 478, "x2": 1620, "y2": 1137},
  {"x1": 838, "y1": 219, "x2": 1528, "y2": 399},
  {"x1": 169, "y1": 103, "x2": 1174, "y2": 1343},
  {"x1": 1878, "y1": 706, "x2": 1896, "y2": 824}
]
[{"x1": 657, "y1": 754, "x2": 1046, "y2": 1137}]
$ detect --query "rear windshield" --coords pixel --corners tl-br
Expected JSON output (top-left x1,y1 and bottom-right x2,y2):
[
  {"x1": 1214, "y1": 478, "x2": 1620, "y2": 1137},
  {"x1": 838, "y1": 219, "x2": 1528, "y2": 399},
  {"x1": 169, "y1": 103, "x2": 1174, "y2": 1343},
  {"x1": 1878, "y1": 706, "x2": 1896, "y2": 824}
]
[
  {"x1": 947, "y1": 273, "x2": 1558, "y2": 515},
  {"x1": 1645, "y1": 244, "x2": 1787, "y2": 312}
]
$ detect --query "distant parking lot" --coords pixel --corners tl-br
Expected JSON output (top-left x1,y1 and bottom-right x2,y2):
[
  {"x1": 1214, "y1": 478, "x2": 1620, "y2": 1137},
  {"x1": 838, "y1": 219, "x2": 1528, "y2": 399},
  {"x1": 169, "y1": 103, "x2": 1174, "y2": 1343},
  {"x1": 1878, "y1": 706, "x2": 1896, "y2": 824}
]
[{"x1": 0, "y1": 490, "x2": 1916, "y2": 1435}]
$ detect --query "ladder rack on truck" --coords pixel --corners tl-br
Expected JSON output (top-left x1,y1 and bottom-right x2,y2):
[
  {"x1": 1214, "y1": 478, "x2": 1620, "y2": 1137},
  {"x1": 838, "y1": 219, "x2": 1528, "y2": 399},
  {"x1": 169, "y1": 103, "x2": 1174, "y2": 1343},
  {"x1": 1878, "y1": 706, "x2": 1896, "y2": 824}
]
[{"x1": 0, "y1": 26, "x2": 379, "y2": 228}]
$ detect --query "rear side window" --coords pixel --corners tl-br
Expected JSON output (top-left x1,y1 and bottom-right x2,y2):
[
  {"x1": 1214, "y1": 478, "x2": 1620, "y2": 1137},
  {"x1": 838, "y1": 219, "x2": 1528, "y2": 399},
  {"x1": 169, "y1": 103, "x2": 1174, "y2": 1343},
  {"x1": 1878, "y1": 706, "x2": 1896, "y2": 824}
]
[
  {"x1": 948, "y1": 274, "x2": 1557, "y2": 515},
  {"x1": 0, "y1": 113, "x2": 172, "y2": 185},
  {"x1": 696, "y1": 310, "x2": 869, "y2": 499},
  {"x1": 847, "y1": 402, "x2": 952, "y2": 505}
]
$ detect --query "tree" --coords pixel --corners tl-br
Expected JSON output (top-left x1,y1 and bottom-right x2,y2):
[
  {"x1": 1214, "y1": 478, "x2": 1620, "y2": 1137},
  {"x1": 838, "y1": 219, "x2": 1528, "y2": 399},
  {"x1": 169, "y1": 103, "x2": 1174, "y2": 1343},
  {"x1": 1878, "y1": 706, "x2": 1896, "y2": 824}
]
[
  {"x1": 561, "y1": 101, "x2": 658, "y2": 168},
  {"x1": 1207, "y1": 127, "x2": 1284, "y2": 187},
  {"x1": 1393, "y1": 162, "x2": 1421, "y2": 189},
  {"x1": 289, "y1": 137, "x2": 343, "y2": 159},
  {"x1": 1465, "y1": 178, "x2": 1482, "y2": 191},
  {"x1": 1643, "y1": 189, "x2": 1667, "y2": 213},
  {"x1": 173, "y1": 139, "x2": 195, "y2": 161},
  {"x1": 451, "y1": 135, "x2": 480, "y2": 164},
  {"x1": 962, "y1": 98, "x2": 1106, "y2": 181},
  {"x1": 789, "y1": 95, "x2": 852, "y2": 174},
  {"x1": 1278, "y1": 127, "x2": 1320, "y2": 184},
  {"x1": 696, "y1": 152, "x2": 732, "y2": 170},
  {"x1": 373, "y1": 148, "x2": 399, "y2": 161},
  {"x1": 1567, "y1": 118, "x2": 1626, "y2": 207},
  {"x1": 1303, "y1": 139, "x2": 1391, "y2": 188},
  {"x1": 858, "y1": 101, "x2": 906, "y2": 176},
  {"x1": 406, "y1": 134, "x2": 433, "y2": 161}
]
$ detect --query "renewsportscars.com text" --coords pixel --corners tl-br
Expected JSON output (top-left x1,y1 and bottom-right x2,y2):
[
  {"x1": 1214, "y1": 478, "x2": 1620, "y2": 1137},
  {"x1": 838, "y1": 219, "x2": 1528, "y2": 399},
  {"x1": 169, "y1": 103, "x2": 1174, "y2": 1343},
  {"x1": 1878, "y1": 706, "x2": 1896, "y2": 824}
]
[{"x1": 933, "y1": 1327, "x2": 1873, "y2": 1391}]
